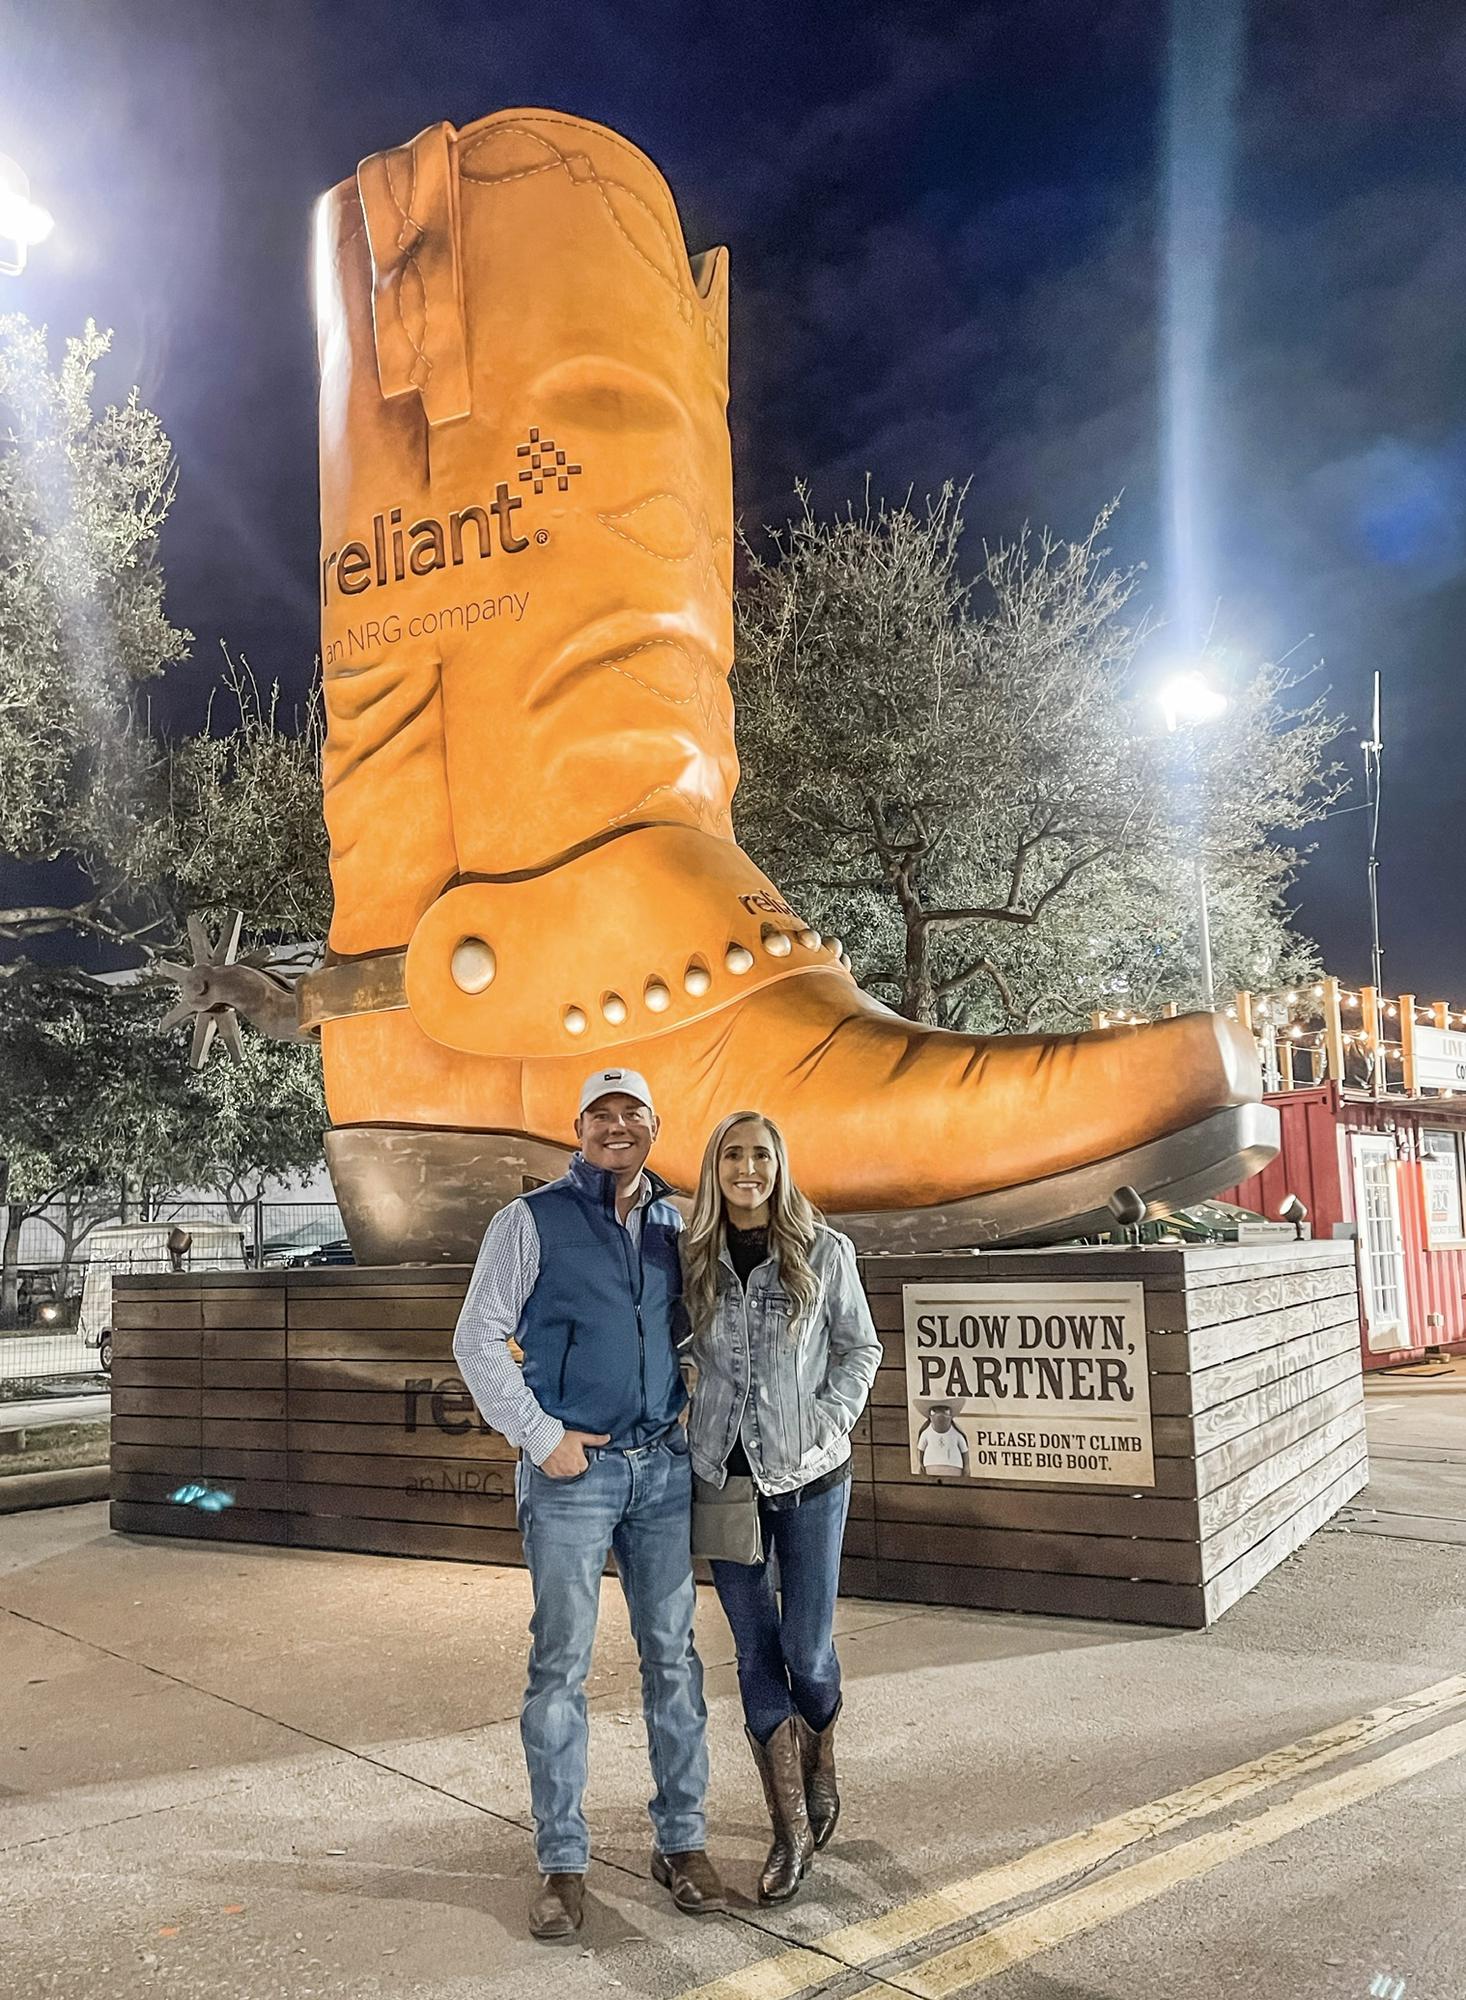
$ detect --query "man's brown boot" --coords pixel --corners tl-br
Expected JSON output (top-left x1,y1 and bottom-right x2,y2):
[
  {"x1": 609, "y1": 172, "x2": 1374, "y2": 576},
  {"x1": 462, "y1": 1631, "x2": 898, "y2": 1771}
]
[
  {"x1": 310, "y1": 110, "x2": 1276, "y2": 1263},
  {"x1": 528, "y1": 1871, "x2": 584, "y2": 1942},
  {"x1": 798, "y1": 1700, "x2": 841, "y2": 1851},
  {"x1": 651, "y1": 1848, "x2": 728, "y2": 1915},
  {"x1": 747, "y1": 1719, "x2": 814, "y2": 1904}
]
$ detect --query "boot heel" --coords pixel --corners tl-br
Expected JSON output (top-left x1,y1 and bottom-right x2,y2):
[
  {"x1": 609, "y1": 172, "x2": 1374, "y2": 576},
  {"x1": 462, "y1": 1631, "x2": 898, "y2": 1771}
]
[{"x1": 325, "y1": 1125, "x2": 574, "y2": 1264}]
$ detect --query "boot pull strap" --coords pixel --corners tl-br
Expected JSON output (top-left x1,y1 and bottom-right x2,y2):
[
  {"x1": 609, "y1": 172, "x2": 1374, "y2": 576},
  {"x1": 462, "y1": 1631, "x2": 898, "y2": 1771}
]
[{"x1": 357, "y1": 122, "x2": 472, "y2": 428}]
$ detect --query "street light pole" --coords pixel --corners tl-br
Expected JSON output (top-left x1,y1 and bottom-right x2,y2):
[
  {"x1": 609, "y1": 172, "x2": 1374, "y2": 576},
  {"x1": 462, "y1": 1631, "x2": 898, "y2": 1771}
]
[
  {"x1": 1362, "y1": 669, "x2": 1385, "y2": 1000},
  {"x1": 1193, "y1": 848, "x2": 1216, "y2": 1011}
]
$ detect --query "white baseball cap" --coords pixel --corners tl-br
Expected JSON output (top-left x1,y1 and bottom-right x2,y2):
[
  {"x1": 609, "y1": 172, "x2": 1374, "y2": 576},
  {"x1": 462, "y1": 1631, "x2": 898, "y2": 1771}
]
[{"x1": 578, "y1": 1067, "x2": 656, "y2": 1117}]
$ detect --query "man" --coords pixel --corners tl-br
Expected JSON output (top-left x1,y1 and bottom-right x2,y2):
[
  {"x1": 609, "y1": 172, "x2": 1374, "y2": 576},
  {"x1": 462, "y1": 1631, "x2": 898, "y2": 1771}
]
[
  {"x1": 916, "y1": 1404, "x2": 970, "y2": 1477},
  {"x1": 453, "y1": 1068, "x2": 725, "y2": 1940}
]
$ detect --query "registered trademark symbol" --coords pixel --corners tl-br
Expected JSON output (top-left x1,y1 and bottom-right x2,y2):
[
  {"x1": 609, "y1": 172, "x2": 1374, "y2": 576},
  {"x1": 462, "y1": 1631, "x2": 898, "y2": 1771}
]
[{"x1": 535, "y1": 528, "x2": 550, "y2": 545}]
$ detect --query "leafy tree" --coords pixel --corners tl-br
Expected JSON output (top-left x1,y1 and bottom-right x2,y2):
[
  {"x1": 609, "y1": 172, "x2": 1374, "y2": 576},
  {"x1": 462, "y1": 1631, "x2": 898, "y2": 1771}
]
[
  {"x1": 0, "y1": 970, "x2": 326, "y2": 1319},
  {"x1": 0, "y1": 316, "x2": 329, "y2": 1306},
  {"x1": 0, "y1": 315, "x2": 328, "y2": 971},
  {"x1": 0, "y1": 972, "x2": 180, "y2": 1318},
  {"x1": 733, "y1": 487, "x2": 1345, "y2": 1031},
  {"x1": 168, "y1": 1032, "x2": 327, "y2": 1222}
]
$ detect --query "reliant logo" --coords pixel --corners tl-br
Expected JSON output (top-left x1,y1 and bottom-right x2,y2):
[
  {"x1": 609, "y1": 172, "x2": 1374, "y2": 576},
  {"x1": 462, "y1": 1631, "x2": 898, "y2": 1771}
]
[{"x1": 320, "y1": 427, "x2": 582, "y2": 607}]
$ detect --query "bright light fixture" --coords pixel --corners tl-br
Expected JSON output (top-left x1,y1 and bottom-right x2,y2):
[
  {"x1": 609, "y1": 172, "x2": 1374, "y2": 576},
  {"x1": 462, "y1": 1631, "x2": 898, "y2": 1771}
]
[
  {"x1": 0, "y1": 154, "x2": 54, "y2": 275},
  {"x1": 1157, "y1": 669, "x2": 1229, "y2": 733}
]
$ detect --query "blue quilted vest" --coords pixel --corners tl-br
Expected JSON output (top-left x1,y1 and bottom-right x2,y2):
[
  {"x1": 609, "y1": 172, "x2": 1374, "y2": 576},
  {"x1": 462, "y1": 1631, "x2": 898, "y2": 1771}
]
[{"x1": 517, "y1": 1153, "x2": 687, "y2": 1448}]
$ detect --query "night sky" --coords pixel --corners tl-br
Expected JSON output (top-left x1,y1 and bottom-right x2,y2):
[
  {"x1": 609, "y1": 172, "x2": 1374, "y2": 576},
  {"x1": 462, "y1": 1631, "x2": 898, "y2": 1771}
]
[{"x1": 5, "y1": 0, "x2": 1465, "y2": 994}]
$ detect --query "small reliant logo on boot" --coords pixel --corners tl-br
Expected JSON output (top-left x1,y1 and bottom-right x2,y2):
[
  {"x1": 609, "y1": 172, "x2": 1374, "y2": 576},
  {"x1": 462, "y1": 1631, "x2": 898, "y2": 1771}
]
[
  {"x1": 320, "y1": 429, "x2": 581, "y2": 605},
  {"x1": 516, "y1": 426, "x2": 582, "y2": 495}
]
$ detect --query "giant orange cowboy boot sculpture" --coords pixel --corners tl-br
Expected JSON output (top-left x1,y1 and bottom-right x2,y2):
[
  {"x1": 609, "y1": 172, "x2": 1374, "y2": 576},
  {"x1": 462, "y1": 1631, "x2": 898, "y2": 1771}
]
[{"x1": 168, "y1": 110, "x2": 1276, "y2": 1260}]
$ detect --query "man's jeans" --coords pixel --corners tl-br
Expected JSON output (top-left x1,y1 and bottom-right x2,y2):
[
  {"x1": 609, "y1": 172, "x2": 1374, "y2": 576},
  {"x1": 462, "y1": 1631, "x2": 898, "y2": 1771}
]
[
  {"x1": 516, "y1": 1431, "x2": 708, "y2": 1872},
  {"x1": 711, "y1": 1475, "x2": 851, "y2": 1744}
]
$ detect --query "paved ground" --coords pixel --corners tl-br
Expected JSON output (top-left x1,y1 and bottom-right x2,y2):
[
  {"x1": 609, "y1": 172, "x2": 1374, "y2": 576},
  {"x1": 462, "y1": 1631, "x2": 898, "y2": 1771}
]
[
  {"x1": 1346, "y1": 1354, "x2": 1466, "y2": 1548},
  {"x1": 2, "y1": 1371, "x2": 1465, "y2": 2000}
]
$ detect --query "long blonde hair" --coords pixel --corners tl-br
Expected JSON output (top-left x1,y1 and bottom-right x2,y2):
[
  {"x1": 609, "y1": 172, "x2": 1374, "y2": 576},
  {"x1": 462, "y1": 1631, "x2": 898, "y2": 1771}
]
[{"x1": 682, "y1": 1111, "x2": 820, "y2": 1339}]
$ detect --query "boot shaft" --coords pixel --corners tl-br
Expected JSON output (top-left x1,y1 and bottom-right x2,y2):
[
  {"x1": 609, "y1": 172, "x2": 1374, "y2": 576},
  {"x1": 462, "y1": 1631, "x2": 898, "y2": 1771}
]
[
  {"x1": 314, "y1": 111, "x2": 738, "y2": 955},
  {"x1": 747, "y1": 1719, "x2": 813, "y2": 1837}
]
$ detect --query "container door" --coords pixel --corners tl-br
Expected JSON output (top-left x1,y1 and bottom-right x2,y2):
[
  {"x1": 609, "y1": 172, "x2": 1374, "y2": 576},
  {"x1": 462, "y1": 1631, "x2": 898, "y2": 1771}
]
[{"x1": 1351, "y1": 1133, "x2": 1411, "y2": 1352}]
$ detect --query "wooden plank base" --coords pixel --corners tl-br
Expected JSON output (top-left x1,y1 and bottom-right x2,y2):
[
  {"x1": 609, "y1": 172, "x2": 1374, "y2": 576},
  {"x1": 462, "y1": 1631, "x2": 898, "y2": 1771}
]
[{"x1": 110, "y1": 1244, "x2": 1366, "y2": 1631}]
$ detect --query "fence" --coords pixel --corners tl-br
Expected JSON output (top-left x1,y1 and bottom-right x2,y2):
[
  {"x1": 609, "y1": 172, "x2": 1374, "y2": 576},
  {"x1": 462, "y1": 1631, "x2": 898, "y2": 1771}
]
[
  {"x1": 1, "y1": 1199, "x2": 344, "y2": 1403},
  {"x1": 1093, "y1": 978, "x2": 1466, "y2": 1100}
]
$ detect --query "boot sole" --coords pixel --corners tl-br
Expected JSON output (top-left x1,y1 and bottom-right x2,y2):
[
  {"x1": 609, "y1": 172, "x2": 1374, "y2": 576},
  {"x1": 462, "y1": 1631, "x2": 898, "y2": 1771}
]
[
  {"x1": 327, "y1": 1102, "x2": 1278, "y2": 1263},
  {"x1": 529, "y1": 1920, "x2": 583, "y2": 1944},
  {"x1": 831, "y1": 1102, "x2": 1280, "y2": 1252}
]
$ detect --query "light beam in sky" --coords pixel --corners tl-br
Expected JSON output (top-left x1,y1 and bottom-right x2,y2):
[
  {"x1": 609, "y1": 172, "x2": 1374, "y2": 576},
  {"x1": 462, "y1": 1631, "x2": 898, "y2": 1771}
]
[{"x1": 1162, "y1": 0, "x2": 1246, "y2": 653}]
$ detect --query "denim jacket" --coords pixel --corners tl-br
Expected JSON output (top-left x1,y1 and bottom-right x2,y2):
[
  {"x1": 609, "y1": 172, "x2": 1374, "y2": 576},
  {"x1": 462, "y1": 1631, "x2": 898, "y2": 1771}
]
[{"x1": 687, "y1": 1225, "x2": 883, "y2": 1496}]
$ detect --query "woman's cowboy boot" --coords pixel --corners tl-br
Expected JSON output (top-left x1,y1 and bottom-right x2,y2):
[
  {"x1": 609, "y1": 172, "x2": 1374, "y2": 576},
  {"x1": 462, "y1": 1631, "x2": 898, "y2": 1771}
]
[
  {"x1": 308, "y1": 109, "x2": 1277, "y2": 1261},
  {"x1": 798, "y1": 1700, "x2": 841, "y2": 1850},
  {"x1": 747, "y1": 1719, "x2": 814, "y2": 1904}
]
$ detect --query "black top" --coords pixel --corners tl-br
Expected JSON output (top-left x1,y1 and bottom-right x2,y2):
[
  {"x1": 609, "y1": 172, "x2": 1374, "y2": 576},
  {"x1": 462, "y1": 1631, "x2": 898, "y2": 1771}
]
[{"x1": 727, "y1": 1222, "x2": 770, "y2": 1290}]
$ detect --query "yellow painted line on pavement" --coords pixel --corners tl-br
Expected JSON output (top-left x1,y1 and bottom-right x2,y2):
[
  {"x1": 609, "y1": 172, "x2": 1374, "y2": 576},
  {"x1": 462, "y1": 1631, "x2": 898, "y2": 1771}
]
[
  {"x1": 880, "y1": 1708, "x2": 1466, "y2": 1995},
  {"x1": 679, "y1": 1673, "x2": 1466, "y2": 2000}
]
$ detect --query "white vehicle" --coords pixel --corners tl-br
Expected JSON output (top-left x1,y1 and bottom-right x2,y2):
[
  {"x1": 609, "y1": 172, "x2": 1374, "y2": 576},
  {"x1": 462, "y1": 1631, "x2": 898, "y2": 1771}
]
[{"x1": 79, "y1": 1222, "x2": 248, "y2": 1371}]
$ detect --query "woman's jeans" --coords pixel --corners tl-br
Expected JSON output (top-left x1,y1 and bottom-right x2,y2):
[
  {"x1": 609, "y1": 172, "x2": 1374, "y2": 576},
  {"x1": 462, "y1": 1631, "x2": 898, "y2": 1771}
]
[
  {"x1": 516, "y1": 1433, "x2": 709, "y2": 1872},
  {"x1": 711, "y1": 1476, "x2": 851, "y2": 1744}
]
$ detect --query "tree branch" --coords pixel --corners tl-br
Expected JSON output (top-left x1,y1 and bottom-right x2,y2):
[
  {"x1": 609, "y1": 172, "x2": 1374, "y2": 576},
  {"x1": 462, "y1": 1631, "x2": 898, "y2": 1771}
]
[
  {"x1": 936, "y1": 953, "x2": 1017, "y2": 1017},
  {"x1": 0, "y1": 903, "x2": 170, "y2": 951},
  {"x1": 920, "y1": 845, "x2": 1113, "y2": 933}
]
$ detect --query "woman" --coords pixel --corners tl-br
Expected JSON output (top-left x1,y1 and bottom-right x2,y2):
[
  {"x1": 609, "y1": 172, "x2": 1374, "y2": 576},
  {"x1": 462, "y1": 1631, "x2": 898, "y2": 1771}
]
[{"x1": 683, "y1": 1110, "x2": 882, "y2": 1903}]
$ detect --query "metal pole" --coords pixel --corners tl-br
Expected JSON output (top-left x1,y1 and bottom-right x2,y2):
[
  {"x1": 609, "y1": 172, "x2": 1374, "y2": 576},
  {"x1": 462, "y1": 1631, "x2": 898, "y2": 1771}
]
[
  {"x1": 1363, "y1": 671, "x2": 1384, "y2": 999},
  {"x1": 1194, "y1": 851, "x2": 1215, "y2": 1011}
]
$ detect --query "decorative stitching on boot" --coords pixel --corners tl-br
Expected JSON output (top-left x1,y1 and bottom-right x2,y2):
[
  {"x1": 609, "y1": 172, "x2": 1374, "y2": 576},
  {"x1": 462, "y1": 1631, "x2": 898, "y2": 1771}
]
[
  {"x1": 457, "y1": 121, "x2": 694, "y2": 325},
  {"x1": 597, "y1": 492, "x2": 733, "y2": 590},
  {"x1": 602, "y1": 784, "x2": 732, "y2": 838},
  {"x1": 597, "y1": 638, "x2": 713, "y2": 707},
  {"x1": 383, "y1": 148, "x2": 434, "y2": 392}
]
